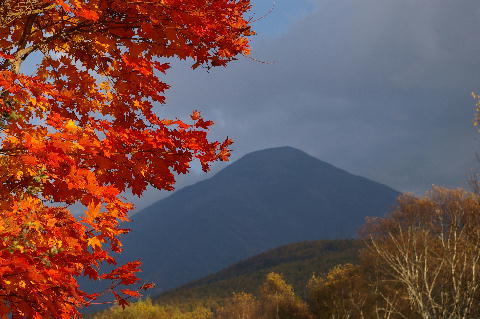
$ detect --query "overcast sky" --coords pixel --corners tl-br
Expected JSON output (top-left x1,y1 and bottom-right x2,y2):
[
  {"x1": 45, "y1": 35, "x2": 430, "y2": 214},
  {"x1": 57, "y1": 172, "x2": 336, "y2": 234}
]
[
  {"x1": 130, "y1": 0, "x2": 480, "y2": 211},
  {"x1": 20, "y1": 0, "x2": 475, "y2": 212}
]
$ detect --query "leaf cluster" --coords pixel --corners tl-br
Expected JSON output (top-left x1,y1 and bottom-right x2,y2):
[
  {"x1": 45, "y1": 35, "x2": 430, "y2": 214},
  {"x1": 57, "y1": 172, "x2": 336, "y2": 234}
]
[{"x1": 0, "y1": 0, "x2": 253, "y2": 317}]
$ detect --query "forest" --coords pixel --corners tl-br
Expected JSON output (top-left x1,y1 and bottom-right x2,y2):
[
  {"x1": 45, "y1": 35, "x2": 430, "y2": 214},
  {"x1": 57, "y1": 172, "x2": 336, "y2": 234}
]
[{"x1": 90, "y1": 187, "x2": 480, "y2": 319}]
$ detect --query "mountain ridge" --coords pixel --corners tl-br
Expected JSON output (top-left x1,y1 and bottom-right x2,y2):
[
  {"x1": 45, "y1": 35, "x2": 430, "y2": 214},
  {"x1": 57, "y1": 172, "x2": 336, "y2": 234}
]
[{"x1": 134, "y1": 146, "x2": 394, "y2": 216}]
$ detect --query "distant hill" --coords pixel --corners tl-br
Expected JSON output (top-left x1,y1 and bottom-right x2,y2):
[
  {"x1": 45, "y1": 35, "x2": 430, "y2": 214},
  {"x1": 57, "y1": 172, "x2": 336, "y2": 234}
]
[
  {"x1": 113, "y1": 146, "x2": 399, "y2": 294},
  {"x1": 155, "y1": 239, "x2": 363, "y2": 306}
]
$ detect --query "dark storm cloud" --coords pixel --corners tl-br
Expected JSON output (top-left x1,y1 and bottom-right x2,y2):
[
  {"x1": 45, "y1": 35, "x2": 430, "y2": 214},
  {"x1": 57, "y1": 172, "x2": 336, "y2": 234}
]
[{"x1": 135, "y1": 0, "x2": 480, "y2": 210}]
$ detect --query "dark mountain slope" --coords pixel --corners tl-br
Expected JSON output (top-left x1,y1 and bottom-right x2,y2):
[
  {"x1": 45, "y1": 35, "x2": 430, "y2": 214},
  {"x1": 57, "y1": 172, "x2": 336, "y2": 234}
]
[
  {"x1": 117, "y1": 146, "x2": 399, "y2": 293},
  {"x1": 155, "y1": 239, "x2": 363, "y2": 306}
]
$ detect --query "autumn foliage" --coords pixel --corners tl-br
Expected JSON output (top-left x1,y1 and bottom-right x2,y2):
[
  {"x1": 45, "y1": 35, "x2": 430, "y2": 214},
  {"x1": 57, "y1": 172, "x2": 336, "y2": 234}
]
[
  {"x1": 360, "y1": 187, "x2": 480, "y2": 319},
  {"x1": 307, "y1": 187, "x2": 480, "y2": 319},
  {"x1": 0, "y1": 0, "x2": 253, "y2": 317}
]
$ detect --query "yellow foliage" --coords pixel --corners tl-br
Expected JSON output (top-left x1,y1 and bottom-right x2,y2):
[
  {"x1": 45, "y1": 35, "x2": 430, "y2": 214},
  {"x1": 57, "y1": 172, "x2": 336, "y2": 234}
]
[{"x1": 91, "y1": 298, "x2": 213, "y2": 319}]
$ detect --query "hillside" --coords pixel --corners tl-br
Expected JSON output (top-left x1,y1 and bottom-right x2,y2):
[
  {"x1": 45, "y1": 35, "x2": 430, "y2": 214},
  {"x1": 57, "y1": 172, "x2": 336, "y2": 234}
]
[
  {"x1": 114, "y1": 146, "x2": 398, "y2": 294},
  {"x1": 155, "y1": 239, "x2": 363, "y2": 306}
]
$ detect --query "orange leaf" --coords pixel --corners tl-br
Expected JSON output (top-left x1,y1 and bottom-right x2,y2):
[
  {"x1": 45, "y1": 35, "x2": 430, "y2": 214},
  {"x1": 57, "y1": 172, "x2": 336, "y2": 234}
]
[{"x1": 120, "y1": 289, "x2": 140, "y2": 297}]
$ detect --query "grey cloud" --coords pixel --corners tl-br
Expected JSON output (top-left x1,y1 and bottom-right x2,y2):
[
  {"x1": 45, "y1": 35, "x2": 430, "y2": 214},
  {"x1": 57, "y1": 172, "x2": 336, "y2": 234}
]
[{"x1": 135, "y1": 0, "x2": 480, "y2": 210}]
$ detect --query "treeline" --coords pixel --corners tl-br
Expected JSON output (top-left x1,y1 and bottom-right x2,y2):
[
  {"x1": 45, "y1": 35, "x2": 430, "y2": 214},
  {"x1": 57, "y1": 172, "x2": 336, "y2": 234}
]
[
  {"x1": 156, "y1": 239, "x2": 362, "y2": 307},
  {"x1": 92, "y1": 187, "x2": 480, "y2": 319},
  {"x1": 90, "y1": 272, "x2": 312, "y2": 319},
  {"x1": 91, "y1": 299, "x2": 213, "y2": 319}
]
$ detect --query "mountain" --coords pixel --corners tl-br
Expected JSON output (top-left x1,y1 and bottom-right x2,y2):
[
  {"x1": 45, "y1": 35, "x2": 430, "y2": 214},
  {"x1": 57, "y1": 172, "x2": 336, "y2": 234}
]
[
  {"x1": 114, "y1": 146, "x2": 399, "y2": 294},
  {"x1": 155, "y1": 239, "x2": 363, "y2": 307}
]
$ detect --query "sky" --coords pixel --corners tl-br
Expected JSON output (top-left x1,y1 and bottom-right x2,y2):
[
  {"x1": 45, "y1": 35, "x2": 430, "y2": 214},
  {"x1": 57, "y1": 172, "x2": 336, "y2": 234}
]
[
  {"x1": 20, "y1": 0, "x2": 480, "y2": 212},
  {"x1": 130, "y1": 0, "x2": 480, "y2": 211}
]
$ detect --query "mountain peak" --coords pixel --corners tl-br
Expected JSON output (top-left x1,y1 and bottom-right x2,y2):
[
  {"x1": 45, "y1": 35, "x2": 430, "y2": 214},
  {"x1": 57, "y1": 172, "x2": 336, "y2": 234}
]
[
  {"x1": 234, "y1": 146, "x2": 319, "y2": 164},
  {"x1": 241, "y1": 145, "x2": 306, "y2": 157},
  {"x1": 213, "y1": 146, "x2": 356, "y2": 188}
]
